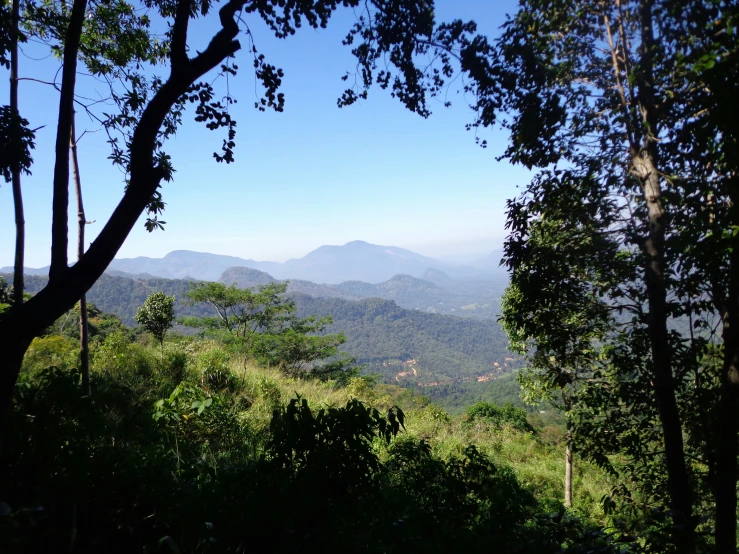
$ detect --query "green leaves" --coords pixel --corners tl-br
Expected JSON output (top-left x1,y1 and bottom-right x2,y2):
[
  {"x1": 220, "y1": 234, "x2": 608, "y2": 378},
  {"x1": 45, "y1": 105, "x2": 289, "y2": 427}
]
[
  {"x1": 490, "y1": 2, "x2": 739, "y2": 543},
  {"x1": 465, "y1": 401, "x2": 533, "y2": 433},
  {"x1": 0, "y1": 105, "x2": 35, "y2": 183},
  {"x1": 152, "y1": 383, "x2": 214, "y2": 422},
  {"x1": 185, "y1": 281, "x2": 356, "y2": 379},
  {"x1": 190, "y1": 397, "x2": 212, "y2": 415},
  {"x1": 135, "y1": 292, "x2": 176, "y2": 348}
]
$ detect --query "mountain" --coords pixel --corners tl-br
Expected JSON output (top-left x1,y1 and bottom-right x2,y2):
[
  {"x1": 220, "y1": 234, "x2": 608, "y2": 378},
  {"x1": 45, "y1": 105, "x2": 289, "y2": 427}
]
[
  {"x1": 3, "y1": 242, "x2": 510, "y2": 287},
  {"x1": 0, "y1": 266, "x2": 48, "y2": 276},
  {"x1": 333, "y1": 274, "x2": 446, "y2": 308},
  {"x1": 90, "y1": 241, "x2": 505, "y2": 285},
  {"x1": 468, "y1": 249, "x2": 508, "y2": 276},
  {"x1": 275, "y1": 240, "x2": 449, "y2": 284},
  {"x1": 219, "y1": 267, "x2": 359, "y2": 300},
  {"x1": 293, "y1": 294, "x2": 520, "y2": 384},
  {"x1": 219, "y1": 267, "x2": 277, "y2": 288},
  {"x1": 420, "y1": 268, "x2": 455, "y2": 288},
  {"x1": 217, "y1": 267, "x2": 503, "y2": 319},
  {"x1": 108, "y1": 250, "x2": 282, "y2": 281}
]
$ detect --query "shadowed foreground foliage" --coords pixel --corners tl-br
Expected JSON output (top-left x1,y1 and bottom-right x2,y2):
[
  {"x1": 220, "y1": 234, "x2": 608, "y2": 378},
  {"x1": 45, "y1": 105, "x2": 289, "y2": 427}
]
[{"x1": 0, "y1": 327, "x2": 626, "y2": 554}]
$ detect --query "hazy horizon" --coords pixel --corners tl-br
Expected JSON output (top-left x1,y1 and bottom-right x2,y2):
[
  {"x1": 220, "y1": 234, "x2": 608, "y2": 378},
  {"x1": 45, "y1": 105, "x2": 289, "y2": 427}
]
[{"x1": 2, "y1": 237, "x2": 504, "y2": 269}]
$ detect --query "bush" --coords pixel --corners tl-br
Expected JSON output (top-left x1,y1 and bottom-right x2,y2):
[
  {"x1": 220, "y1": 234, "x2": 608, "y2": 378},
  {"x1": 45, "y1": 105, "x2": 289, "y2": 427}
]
[
  {"x1": 22, "y1": 335, "x2": 78, "y2": 375},
  {"x1": 197, "y1": 349, "x2": 238, "y2": 392},
  {"x1": 466, "y1": 401, "x2": 534, "y2": 433},
  {"x1": 3, "y1": 339, "x2": 624, "y2": 554}
]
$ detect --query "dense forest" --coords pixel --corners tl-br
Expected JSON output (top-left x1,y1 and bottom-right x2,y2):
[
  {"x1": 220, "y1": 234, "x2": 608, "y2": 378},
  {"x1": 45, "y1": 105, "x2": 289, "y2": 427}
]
[
  {"x1": 219, "y1": 265, "x2": 508, "y2": 320},
  {"x1": 293, "y1": 294, "x2": 519, "y2": 383}
]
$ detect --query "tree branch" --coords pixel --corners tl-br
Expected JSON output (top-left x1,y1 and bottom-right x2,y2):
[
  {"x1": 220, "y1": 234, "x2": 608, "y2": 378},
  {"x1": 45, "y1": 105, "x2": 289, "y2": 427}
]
[
  {"x1": 50, "y1": 0, "x2": 88, "y2": 281},
  {"x1": 171, "y1": 0, "x2": 191, "y2": 72},
  {"x1": 603, "y1": 12, "x2": 636, "y2": 153},
  {"x1": 22, "y1": 0, "x2": 252, "y2": 334}
]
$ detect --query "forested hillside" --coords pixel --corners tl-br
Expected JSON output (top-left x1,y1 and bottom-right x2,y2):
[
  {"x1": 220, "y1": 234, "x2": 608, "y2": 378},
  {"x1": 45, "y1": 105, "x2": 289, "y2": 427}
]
[
  {"x1": 294, "y1": 294, "x2": 519, "y2": 384},
  {"x1": 9, "y1": 273, "x2": 519, "y2": 388}
]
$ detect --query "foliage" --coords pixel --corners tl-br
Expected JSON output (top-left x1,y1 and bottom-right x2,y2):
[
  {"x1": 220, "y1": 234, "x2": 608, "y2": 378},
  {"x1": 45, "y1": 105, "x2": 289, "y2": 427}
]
[
  {"x1": 466, "y1": 401, "x2": 534, "y2": 434},
  {"x1": 0, "y1": 105, "x2": 35, "y2": 183},
  {"x1": 196, "y1": 349, "x2": 238, "y2": 392},
  {"x1": 43, "y1": 300, "x2": 129, "y2": 344},
  {"x1": 476, "y1": 0, "x2": 739, "y2": 547},
  {"x1": 21, "y1": 335, "x2": 78, "y2": 374},
  {"x1": 14, "y1": 273, "x2": 519, "y2": 389},
  {"x1": 0, "y1": 320, "x2": 628, "y2": 553},
  {"x1": 0, "y1": 275, "x2": 9, "y2": 314},
  {"x1": 134, "y1": 291, "x2": 175, "y2": 348},
  {"x1": 184, "y1": 281, "x2": 293, "y2": 338},
  {"x1": 184, "y1": 281, "x2": 359, "y2": 381},
  {"x1": 295, "y1": 294, "x2": 519, "y2": 383}
]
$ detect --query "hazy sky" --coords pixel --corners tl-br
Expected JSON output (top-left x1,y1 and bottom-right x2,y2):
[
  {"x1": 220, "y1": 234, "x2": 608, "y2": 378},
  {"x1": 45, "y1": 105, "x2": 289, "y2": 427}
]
[{"x1": 0, "y1": 0, "x2": 531, "y2": 267}]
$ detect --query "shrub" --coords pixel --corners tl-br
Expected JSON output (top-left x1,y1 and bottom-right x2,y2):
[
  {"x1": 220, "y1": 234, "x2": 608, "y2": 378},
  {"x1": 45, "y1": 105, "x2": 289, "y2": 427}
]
[
  {"x1": 466, "y1": 401, "x2": 534, "y2": 433},
  {"x1": 22, "y1": 335, "x2": 78, "y2": 375},
  {"x1": 197, "y1": 349, "x2": 238, "y2": 392}
]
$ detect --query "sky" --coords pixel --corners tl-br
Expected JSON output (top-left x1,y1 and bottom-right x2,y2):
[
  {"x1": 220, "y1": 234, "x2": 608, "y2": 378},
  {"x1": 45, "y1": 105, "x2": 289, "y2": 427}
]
[{"x1": 0, "y1": 0, "x2": 532, "y2": 268}]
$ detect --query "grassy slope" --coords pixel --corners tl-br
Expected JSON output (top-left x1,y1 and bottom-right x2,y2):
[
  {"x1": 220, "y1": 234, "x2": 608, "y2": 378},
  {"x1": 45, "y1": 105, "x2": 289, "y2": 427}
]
[
  {"x1": 255, "y1": 366, "x2": 608, "y2": 521},
  {"x1": 110, "y1": 336, "x2": 610, "y2": 522}
]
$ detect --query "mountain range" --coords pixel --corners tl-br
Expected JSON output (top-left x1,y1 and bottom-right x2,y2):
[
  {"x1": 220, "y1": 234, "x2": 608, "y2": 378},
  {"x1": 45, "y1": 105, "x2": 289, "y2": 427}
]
[{"x1": 2, "y1": 240, "x2": 507, "y2": 285}]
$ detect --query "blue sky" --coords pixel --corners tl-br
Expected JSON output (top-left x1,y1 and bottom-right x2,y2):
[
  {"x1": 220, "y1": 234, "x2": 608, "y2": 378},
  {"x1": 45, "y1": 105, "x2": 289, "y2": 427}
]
[{"x1": 0, "y1": 0, "x2": 531, "y2": 267}]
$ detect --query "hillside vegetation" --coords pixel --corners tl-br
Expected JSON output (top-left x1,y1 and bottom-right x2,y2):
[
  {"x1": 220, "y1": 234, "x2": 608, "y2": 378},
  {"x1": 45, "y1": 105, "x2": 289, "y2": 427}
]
[
  {"x1": 9, "y1": 273, "x2": 519, "y2": 389},
  {"x1": 1, "y1": 310, "x2": 618, "y2": 553}
]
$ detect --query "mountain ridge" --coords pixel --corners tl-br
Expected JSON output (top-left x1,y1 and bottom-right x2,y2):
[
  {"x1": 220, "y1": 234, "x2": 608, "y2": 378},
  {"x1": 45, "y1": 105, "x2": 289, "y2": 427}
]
[{"x1": 3, "y1": 241, "x2": 505, "y2": 285}]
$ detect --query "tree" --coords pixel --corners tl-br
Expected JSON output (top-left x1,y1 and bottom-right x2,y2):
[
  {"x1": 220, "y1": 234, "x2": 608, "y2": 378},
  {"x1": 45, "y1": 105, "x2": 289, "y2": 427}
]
[
  {"x1": 501, "y1": 214, "x2": 616, "y2": 510},
  {"x1": 0, "y1": 0, "x2": 494, "y2": 436},
  {"x1": 0, "y1": 276, "x2": 10, "y2": 314},
  {"x1": 135, "y1": 292, "x2": 175, "y2": 351},
  {"x1": 472, "y1": 0, "x2": 739, "y2": 550},
  {"x1": 184, "y1": 281, "x2": 354, "y2": 378},
  {"x1": 70, "y1": 115, "x2": 92, "y2": 395},
  {"x1": 184, "y1": 281, "x2": 294, "y2": 340},
  {"x1": 1, "y1": 0, "x2": 34, "y2": 310}
]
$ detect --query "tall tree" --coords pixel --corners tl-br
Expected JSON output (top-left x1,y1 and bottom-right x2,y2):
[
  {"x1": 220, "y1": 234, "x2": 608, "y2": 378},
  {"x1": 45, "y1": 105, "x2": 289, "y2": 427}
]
[
  {"x1": 501, "y1": 213, "x2": 614, "y2": 509},
  {"x1": 9, "y1": 0, "x2": 22, "y2": 306},
  {"x1": 1, "y1": 0, "x2": 34, "y2": 308},
  {"x1": 470, "y1": 0, "x2": 739, "y2": 549},
  {"x1": 0, "y1": 0, "x2": 492, "y2": 436},
  {"x1": 70, "y1": 115, "x2": 90, "y2": 395}
]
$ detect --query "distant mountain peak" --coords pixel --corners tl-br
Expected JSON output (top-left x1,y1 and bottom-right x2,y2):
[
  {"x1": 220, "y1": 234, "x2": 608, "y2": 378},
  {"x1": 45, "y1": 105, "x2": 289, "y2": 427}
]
[
  {"x1": 94, "y1": 241, "x2": 504, "y2": 285},
  {"x1": 219, "y1": 266, "x2": 277, "y2": 288}
]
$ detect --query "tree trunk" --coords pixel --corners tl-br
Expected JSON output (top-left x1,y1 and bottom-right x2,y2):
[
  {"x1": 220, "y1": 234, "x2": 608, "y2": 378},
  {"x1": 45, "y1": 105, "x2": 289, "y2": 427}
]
[
  {"x1": 50, "y1": 0, "x2": 88, "y2": 280},
  {"x1": 639, "y1": 155, "x2": 695, "y2": 550},
  {"x1": 70, "y1": 117, "x2": 90, "y2": 396},
  {"x1": 0, "y1": 0, "x2": 247, "y2": 443},
  {"x1": 635, "y1": 1, "x2": 694, "y2": 548},
  {"x1": 715, "y1": 190, "x2": 739, "y2": 553},
  {"x1": 565, "y1": 422, "x2": 573, "y2": 508},
  {"x1": 10, "y1": 0, "x2": 24, "y2": 307},
  {"x1": 0, "y1": 327, "x2": 32, "y2": 452}
]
